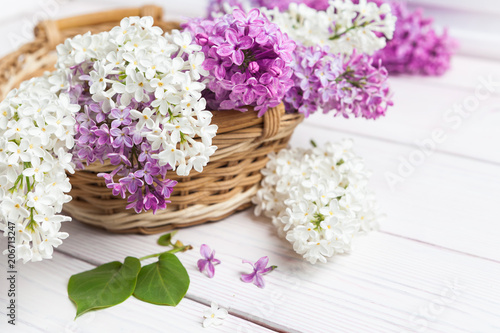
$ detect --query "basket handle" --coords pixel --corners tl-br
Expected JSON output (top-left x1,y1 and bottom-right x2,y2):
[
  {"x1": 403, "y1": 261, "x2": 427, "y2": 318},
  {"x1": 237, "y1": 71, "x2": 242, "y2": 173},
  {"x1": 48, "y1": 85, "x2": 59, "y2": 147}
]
[
  {"x1": 262, "y1": 103, "x2": 284, "y2": 140},
  {"x1": 35, "y1": 5, "x2": 164, "y2": 49}
]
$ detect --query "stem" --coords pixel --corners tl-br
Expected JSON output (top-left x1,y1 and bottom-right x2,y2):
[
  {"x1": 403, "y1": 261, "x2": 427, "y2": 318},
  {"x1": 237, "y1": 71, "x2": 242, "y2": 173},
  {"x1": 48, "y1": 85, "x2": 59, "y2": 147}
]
[
  {"x1": 329, "y1": 21, "x2": 370, "y2": 40},
  {"x1": 26, "y1": 207, "x2": 38, "y2": 232},
  {"x1": 335, "y1": 68, "x2": 365, "y2": 89},
  {"x1": 179, "y1": 132, "x2": 187, "y2": 144},
  {"x1": 26, "y1": 177, "x2": 32, "y2": 192},
  {"x1": 347, "y1": 80, "x2": 363, "y2": 88},
  {"x1": 138, "y1": 245, "x2": 193, "y2": 261},
  {"x1": 9, "y1": 174, "x2": 23, "y2": 193}
]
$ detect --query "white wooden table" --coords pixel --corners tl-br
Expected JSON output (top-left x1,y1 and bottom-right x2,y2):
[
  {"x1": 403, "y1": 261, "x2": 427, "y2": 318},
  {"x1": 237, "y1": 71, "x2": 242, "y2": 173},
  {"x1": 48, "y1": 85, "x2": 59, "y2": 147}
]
[{"x1": 1, "y1": 1, "x2": 500, "y2": 332}]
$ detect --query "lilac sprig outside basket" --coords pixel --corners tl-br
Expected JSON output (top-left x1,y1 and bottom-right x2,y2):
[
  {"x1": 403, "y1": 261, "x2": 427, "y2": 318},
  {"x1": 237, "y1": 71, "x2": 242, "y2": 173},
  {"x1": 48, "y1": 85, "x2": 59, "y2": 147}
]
[
  {"x1": 183, "y1": 8, "x2": 295, "y2": 116},
  {"x1": 373, "y1": 1, "x2": 458, "y2": 76},
  {"x1": 285, "y1": 45, "x2": 392, "y2": 119}
]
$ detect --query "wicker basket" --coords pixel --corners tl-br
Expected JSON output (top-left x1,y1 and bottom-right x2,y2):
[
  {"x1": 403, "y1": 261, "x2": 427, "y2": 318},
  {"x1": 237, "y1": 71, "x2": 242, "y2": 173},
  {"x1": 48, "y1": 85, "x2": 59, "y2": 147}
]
[{"x1": 0, "y1": 6, "x2": 303, "y2": 234}]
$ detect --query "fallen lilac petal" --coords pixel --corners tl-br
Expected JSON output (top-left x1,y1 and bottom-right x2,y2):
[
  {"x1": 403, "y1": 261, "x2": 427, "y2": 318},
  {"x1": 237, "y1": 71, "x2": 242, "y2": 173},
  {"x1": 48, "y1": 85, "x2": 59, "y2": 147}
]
[
  {"x1": 197, "y1": 244, "x2": 220, "y2": 278},
  {"x1": 240, "y1": 273, "x2": 255, "y2": 283},
  {"x1": 207, "y1": 262, "x2": 215, "y2": 278},
  {"x1": 240, "y1": 256, "x2": 277, "y2": 288},
  {"x1": 200, "y1": 244, "x2": 212, "y2": 259},
  {"x1": 198, "y1": 259, "x2": 208, "y2": 272}
]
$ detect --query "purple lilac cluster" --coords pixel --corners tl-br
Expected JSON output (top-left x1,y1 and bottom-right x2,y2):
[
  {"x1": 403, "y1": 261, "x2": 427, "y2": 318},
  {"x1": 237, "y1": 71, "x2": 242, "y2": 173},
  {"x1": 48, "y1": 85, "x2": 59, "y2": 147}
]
[
  {"x1": 284, "y1": 45, "x2": 392, "y2": 119},
  {"x1": 183, "y1": 8, "x2": 295, "y2": 116},
  {"x1": 69, "y1": 63, "x2": 176, "y2": 214},
  {"x1": 373, "y1": 1, "x2": 458, "y2": 75}
]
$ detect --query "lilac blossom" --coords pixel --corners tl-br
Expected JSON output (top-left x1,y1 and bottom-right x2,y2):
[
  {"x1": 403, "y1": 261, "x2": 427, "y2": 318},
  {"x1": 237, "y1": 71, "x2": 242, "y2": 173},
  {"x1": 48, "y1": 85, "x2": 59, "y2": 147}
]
[
  {"x1": 217, "y1": 29, "x2": 254, "y2": 65},
  {"x1": 110, "y1": 107, "x2": 132, "y2": 127},
  {"x1": 61, "y1": 18, "x2": 219, "y2": 214},
  {"x1": 183, "y1": 8, "x2": 295, "y2": 116},
  {"x1": 69, "y1": 61, "x2": 177, "y2": 214},
  {"x1": 284, "y1": 45, "x2": 392, "y2": 119},
  {"x1": 241, "y1": 256, "x2": 277, "y2": 288},
  {"x1": 197, "y1": 244, "x2": 221, "y2": 278},
  {"x1": 94, "y1": 124, "x2": 111, "y2": 145},
  {"x1": 372, "y1": 1, "x2": 458, "y2": 76}
]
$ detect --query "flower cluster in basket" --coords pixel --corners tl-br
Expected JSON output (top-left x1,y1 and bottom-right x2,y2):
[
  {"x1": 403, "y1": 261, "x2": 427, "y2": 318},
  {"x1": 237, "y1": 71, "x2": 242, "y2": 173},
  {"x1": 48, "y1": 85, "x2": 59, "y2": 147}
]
[{"x1": 0, "y1": 0, "x2": 456, "y2": 264}]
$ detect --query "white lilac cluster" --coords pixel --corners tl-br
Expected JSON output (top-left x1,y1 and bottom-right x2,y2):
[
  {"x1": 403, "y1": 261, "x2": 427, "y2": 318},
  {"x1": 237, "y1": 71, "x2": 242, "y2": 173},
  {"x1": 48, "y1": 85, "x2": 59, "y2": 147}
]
[
  {"x1": 261, "y1": 0, "x2": 396, "y2": 55},
  {"x1": 252, "y1": 140, "x2": 382, "y2": 264},
  {"x1": 56, "y1": 16, "x2": 217, "y2": 176},
  {"x1": 0, "y1": 73, "x2": 79, "y2": 263}
]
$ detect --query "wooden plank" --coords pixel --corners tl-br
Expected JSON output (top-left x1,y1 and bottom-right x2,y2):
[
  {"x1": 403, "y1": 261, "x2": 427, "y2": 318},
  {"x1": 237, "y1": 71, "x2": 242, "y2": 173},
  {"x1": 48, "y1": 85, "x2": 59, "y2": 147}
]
[
  {"x1": 302, "y1": 77, "x2": 500, "y2": 164},
  {"x1": 49, "y1": 218, "x2": 500, "y2": 333},
  {"x1": 414, "y1": 55, "x2": 500, "y2": 95},
  {"x1": 0, "y1": 248, "x2": 276, "y2": 332},
  {"x1": 290, "y1": 123, "x2": 500, "y2": 261}
]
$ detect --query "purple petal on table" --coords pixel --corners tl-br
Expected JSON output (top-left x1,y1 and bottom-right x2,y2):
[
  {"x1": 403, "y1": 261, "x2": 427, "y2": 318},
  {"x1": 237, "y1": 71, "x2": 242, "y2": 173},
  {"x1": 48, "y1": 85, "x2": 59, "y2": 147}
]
[
  {"x1": 200, "y1": 244, "x2": 212, "y2": 259},
  {"x1": 206, "y1": 262, "x2": 215, "y2": 278},
  {"x1": 254, "y1": 274, "x2": 265, "y2": 288},
  {"x1": 197, "y1": 259, "x2": 208, "y2": 273},
  {"x1": 240, "y1": 273, "x2": 255, "y2": 283},
  {"x1": 254, "y1": 256, "x2": 269, "y2": 271},
  {"x1": 242, "y1": 259, "x2": 255, "y2": 267}
]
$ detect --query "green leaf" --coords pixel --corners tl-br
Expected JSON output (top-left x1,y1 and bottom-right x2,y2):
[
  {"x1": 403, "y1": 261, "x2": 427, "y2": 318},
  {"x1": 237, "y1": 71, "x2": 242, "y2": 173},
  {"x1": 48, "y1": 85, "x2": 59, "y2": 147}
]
[
  {"x1": 133, "y1": 252, "x2": 189, "y2": 306},
  {"x1": 68, "y1": 256, "x2": 141, "y2": 318},
  {"x1": 157, "y1": 231, "x2": 177, "y2": 246}
]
